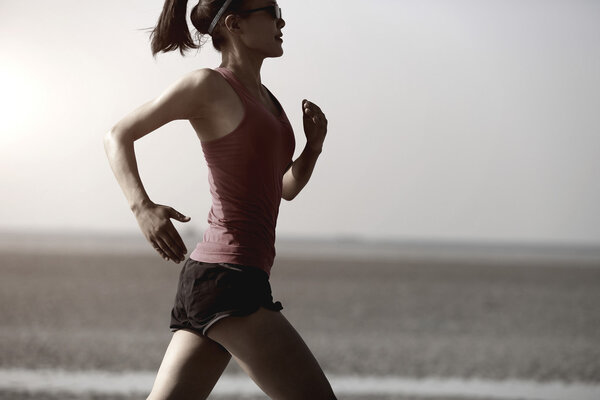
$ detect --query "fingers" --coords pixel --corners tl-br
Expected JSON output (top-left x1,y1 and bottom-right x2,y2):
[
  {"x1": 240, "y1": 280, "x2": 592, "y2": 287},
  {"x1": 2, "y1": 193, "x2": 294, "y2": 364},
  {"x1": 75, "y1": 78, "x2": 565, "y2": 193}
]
[
  {"x1": 151, "y1": 240, "x2": 169, "y2": 260},
  {"x1": 312, "y1": 113, "x2": 327, "y2": 125},
  {"x1": 150, "y1": 207, "x2": 189, "y2": 263},
  {"x1": 166, "y1": 229, "x2": 187, "y2": 260},
  {"x1": 152, "y1": 229, "x2": 187, "y2": 263},
  {"x1": 302, "y1": 99, "x2": 322, "y2": 114},
  {"x1": 139, "y1": 204, "x2": 190, "y2": 263},
  {"x1": 302, "y1": 99, "x2": 327, "y2": 124},
  {"x1": 155, "y1": 236, "x2": 182, "y2": 263},
  {"x1": 169, "y1": 207, "x2": 191, "y2": 222}
]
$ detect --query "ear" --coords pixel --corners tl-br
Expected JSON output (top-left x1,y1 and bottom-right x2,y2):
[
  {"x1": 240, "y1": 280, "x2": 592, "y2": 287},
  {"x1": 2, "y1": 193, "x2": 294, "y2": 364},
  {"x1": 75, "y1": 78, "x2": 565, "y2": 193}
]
[{"x1": 224, "y1": 14, "x2": 242, "y2": 34}]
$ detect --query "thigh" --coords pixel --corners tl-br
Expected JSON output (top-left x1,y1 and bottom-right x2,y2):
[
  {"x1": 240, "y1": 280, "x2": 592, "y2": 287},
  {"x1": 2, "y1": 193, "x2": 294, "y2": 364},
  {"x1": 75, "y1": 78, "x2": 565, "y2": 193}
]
[
  {"x1": 206, "y1": 307, "x2": 337, "y2": 400},
  {"x1": 147, "y1": 329, "x2": 231, "y2": 400}
]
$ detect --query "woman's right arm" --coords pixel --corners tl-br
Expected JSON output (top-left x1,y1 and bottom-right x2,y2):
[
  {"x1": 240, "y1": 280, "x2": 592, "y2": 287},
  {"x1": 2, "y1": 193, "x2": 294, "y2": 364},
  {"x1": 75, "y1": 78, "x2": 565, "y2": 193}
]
[{"x1": 103, "y1": 68, "x2": 215, "y2": 263}]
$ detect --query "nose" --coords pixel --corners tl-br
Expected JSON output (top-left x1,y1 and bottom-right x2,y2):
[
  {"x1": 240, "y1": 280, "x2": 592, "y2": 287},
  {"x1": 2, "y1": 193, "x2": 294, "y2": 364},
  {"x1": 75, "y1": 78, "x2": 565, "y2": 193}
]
[{"x1": 277, "y1": 17, "x2": 285, "y2": 29}]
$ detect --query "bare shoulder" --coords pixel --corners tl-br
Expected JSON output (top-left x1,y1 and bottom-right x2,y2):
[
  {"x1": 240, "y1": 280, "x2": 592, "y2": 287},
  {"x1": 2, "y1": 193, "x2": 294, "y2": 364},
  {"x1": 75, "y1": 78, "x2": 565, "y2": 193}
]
[
  {"x1": 155, "y1": 68, "x2": 217, "y2": 119},
  {"x1": 177, "y1": 68, "x2": 219, "y2": 92},
  {"x1": 176, "y1": 68, "x2": 239, "y2": 119},
  {"x1": 188, "y1": 67, "x2": 233, "y2": 101},
  {"x1": 107, "y1": 68, "x2": 226, "y2": 141},
  {"x1": 186, "y1": 68, "x2": 245, "y2": 142}
]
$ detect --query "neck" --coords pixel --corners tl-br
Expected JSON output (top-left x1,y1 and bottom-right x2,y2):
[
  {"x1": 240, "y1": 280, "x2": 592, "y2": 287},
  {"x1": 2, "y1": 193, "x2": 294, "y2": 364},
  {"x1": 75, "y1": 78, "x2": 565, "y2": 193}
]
[{"x1": 220, "y1": 50, "x2": 265, "y2": 95}]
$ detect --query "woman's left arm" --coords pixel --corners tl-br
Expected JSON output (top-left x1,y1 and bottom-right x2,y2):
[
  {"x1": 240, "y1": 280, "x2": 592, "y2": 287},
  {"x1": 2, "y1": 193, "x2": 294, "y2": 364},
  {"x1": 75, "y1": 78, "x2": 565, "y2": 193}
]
[{"x1": 282, "y1": 99, "x2": 328, "y2": 201}]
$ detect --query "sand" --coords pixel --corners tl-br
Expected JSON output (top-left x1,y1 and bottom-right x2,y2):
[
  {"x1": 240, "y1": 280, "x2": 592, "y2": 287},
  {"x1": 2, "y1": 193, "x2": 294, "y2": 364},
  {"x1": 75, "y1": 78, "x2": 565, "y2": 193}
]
[{"x1": 0, "y1": 249, "x2": 599, "y2": 399}]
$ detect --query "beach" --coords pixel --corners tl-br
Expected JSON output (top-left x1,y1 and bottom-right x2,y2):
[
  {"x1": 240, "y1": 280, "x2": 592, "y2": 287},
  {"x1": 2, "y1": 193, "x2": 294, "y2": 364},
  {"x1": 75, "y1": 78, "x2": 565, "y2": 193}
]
[{"x1": 1, "y1": 239, "x2": 599, "y2": 399}]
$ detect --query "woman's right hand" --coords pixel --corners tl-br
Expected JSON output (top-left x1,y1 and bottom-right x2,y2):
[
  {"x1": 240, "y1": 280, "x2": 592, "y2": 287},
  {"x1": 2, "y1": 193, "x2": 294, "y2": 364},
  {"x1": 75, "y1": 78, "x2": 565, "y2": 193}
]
[{"x1": 133, "y1": 201, "x2": 191, "y2": 263}]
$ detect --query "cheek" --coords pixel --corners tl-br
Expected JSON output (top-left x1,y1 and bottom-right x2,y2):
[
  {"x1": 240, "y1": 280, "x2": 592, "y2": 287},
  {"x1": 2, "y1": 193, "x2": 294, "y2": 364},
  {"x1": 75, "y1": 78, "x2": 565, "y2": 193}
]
[
  {"x1": 247, "y1": 21, "x2": 276, "y2": 40},
  {"x1": 242, "y1": 27, "x2": 266, "y2": 42},
  {"x1": 243, "y1": 32, "x2": 274, "y2": 48}
]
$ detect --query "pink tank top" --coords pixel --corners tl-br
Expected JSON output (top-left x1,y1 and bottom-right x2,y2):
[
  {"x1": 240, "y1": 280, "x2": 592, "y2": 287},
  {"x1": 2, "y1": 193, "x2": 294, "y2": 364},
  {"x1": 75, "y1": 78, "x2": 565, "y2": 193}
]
[{"x1": 189, "y1": 67, "x2": 295, "y2": 275}]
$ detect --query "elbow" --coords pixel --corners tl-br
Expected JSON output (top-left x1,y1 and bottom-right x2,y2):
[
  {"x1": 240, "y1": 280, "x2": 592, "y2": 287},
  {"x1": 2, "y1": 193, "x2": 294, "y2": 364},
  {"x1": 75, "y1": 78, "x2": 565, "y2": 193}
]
[
  {"x1": 104, "y1": 127, "x2": 120, "y2": 143},
  {"x1": 282, "y1": 190, "x2": 297, "y2": 201},
  {"x1": 282, "y1": 180, "x2": 304, "y2": 201},
  {"x1": 281, "y1": 175, "x2": 301, "y2": 201},
  {"x1": 103, "y1": 129, "x2": 129, "y2": 156},
  {"x1": 103, "y1": 131, "x2": 114, "y2": 151},
  {"x1": 103, "y1": 130, "x2": 119, "y2": 153},
  {"x1": 104, "y1": 128, "x2": 130, "y2": 147}
]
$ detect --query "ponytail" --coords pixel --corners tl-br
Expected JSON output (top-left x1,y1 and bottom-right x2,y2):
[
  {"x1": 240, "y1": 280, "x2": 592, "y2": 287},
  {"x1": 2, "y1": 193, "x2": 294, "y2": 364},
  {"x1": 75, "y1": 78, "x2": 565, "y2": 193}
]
[
  {"x1": 148, "y1": 0, "x2": 245, "y2": 57},
  {"x1": 149, "y1": 0, "x2": 198, "y2": 57}
]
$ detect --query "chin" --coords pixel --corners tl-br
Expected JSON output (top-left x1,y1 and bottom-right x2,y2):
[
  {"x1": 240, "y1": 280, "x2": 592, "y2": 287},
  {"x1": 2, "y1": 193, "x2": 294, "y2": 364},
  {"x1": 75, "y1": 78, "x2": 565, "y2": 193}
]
[
  {"x1": 272, "y1": 41, "x2": 284, "y2": 57},
  {"x1": 267, "y1": 49, "x2": 284, "y2": 58}
]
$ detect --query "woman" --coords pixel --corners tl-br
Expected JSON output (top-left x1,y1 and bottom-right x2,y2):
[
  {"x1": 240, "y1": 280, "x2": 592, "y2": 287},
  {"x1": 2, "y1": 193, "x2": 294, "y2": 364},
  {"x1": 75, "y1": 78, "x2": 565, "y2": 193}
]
[{"x1": 103, "y1": 0, "x2": 335, "y2": 399}]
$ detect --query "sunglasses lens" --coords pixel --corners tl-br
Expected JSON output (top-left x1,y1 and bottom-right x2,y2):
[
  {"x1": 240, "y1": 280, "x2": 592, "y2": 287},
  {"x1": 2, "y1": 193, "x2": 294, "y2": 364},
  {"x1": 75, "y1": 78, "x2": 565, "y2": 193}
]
[{"x1": 275, "y1": 6, "x2": 281, "y2": 19}]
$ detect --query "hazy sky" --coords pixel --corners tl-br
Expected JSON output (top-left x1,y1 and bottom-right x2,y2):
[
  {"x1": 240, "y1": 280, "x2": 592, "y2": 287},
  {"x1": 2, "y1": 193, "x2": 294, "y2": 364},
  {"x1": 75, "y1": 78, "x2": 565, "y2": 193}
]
[{"x1": 1, "y1": 0, "x2": 599, "y2": 245}]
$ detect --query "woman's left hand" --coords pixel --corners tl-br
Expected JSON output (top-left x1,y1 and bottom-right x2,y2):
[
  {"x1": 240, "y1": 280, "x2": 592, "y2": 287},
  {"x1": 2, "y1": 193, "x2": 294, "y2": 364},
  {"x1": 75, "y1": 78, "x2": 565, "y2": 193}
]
[{"x1": 302, "y1": 99, "x2": 328, "y2": 153}]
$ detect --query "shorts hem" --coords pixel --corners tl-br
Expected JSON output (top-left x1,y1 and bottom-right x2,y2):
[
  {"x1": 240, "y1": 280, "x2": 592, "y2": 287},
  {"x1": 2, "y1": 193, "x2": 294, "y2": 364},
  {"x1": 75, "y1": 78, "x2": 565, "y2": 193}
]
[
  {"x1": 169, "y1": 260, "x2": 282, "y2": 337},
  {"x1": 170, "y1": 304, "x2": 282, "y2": 337}
]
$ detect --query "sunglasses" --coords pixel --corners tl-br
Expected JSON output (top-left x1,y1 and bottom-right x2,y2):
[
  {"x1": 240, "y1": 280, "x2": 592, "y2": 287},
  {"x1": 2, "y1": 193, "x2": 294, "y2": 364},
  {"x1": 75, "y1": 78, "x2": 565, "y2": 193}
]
[{"x1": 238, "y1": 5, "x2": 282, "y2": 20}]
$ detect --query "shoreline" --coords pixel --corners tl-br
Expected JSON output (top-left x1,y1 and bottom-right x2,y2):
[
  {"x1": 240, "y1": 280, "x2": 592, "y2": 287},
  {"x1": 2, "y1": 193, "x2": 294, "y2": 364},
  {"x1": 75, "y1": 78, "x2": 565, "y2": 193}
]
[{"x1": 1, "y1": 230, "x2": 599, "y2": 265}]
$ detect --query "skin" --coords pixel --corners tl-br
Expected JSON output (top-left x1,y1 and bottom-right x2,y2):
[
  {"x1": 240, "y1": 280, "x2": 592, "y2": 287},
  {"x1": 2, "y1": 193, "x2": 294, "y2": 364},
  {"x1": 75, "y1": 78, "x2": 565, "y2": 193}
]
[
  {"x1": 104, "y1": 1, "x2": 335, "y2": 399},
  {"x1": 104, "y1": 0, "x2": 327, "y2": 264}
]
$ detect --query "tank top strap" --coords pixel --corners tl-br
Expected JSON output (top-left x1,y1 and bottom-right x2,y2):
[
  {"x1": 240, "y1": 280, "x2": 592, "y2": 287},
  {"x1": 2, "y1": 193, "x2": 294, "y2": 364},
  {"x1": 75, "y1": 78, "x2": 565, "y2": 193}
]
[{"x1": 213, "y1": 67, "x2": 255, "y2": 104}]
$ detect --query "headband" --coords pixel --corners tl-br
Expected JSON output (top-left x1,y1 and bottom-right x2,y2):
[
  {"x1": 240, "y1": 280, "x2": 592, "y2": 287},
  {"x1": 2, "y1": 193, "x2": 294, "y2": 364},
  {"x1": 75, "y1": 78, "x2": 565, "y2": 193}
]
[{"x1": 208, "y1": 0, "x2": 234, "y2": 35}]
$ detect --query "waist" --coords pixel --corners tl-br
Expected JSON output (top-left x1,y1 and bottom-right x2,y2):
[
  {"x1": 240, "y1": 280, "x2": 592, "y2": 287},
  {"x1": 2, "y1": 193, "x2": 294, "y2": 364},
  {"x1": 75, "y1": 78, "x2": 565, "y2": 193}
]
[
  {"x1": 190, "y1": 239, "x2": 276, "y2": 275},
  {"x1": 216, "y1": 262, "x2": 270, "y2": 279}
]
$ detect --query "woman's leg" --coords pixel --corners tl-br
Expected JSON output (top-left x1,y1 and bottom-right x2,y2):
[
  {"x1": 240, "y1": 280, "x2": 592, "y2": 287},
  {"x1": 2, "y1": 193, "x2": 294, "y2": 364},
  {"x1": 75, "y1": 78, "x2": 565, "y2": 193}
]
[
  {"x1": 206, "y1": 307, "x2": 337, "y2": 400},
  {"x1": 147, "y1": 329, "x2": 231, "y2": 400}
]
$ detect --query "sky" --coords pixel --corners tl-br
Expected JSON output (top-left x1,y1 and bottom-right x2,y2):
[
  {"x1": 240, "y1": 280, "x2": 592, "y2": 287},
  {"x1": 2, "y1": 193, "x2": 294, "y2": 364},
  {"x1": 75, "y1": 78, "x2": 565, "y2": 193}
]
[{"x1": 1, "y1": 0, "x2": 599, "y2": 246}]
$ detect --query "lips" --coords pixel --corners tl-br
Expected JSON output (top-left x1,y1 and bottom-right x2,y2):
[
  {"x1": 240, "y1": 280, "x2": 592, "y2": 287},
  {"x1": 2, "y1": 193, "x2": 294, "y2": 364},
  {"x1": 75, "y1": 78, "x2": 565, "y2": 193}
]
[{"x1": 275, "y1": 34, "x2": 283, "y2": 40}]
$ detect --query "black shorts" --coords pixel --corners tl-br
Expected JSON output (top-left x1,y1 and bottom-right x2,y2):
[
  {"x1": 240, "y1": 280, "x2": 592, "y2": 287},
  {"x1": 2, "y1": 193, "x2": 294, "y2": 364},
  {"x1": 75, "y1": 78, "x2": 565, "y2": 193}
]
[{"x1": 169, "y1": 258, "x2": 283, "y2": 336}]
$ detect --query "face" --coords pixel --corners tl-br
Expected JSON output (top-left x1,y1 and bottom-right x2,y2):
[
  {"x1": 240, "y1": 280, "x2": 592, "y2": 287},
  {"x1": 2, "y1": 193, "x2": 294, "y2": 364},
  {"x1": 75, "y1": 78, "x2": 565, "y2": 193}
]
[{"x1": 227, "y1": 1, "x2": 286, "y2": 57}]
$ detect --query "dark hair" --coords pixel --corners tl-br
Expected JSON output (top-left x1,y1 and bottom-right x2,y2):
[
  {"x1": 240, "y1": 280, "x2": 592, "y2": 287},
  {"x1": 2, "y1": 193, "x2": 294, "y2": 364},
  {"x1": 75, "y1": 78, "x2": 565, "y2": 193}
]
[{"x1": 148, "y1": 0, "x2": 245, "y2": 57}]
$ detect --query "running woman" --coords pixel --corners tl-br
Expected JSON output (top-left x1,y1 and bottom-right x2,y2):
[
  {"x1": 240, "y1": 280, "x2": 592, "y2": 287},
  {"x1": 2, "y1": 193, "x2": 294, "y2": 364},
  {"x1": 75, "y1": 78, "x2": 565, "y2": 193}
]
[{"x1": 103, "y1": 0, "x2": 335, "y2": 399}]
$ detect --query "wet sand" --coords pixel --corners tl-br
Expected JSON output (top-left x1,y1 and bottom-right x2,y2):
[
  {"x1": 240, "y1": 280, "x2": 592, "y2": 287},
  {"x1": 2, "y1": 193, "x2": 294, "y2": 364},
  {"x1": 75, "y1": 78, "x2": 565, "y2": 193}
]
[{"x1": 1, "y1": 249, "x2": 599, "y2": 398}]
